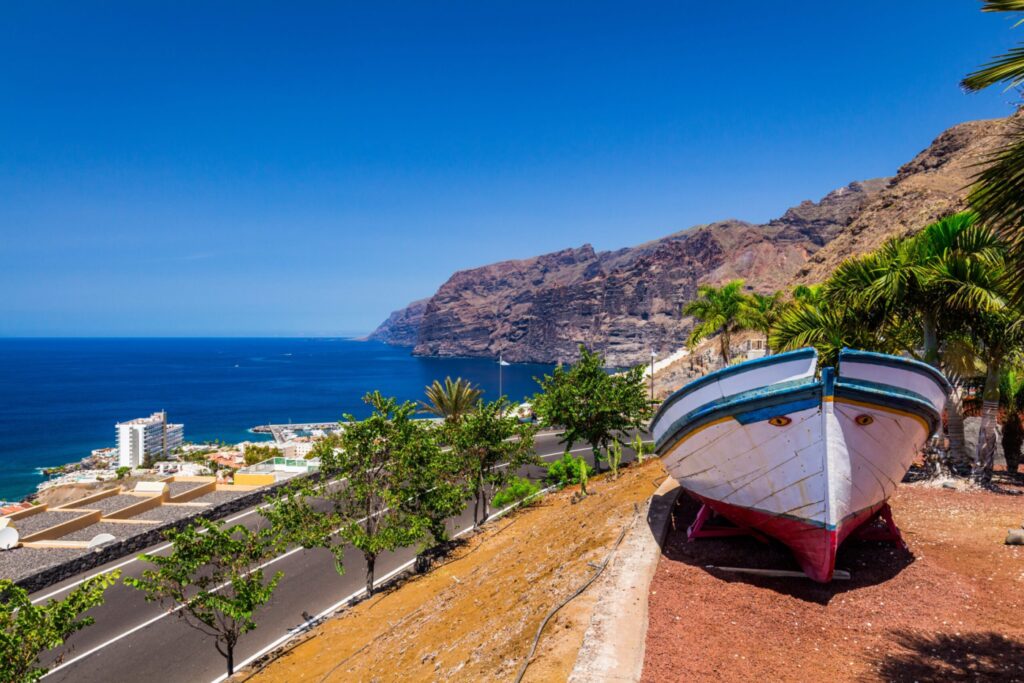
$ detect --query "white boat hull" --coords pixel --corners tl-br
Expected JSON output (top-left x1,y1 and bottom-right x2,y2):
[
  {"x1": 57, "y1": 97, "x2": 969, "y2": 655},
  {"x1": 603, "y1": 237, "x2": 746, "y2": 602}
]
[{"x1": 652, "y1": 348, "x2": 949, "y2": 581}]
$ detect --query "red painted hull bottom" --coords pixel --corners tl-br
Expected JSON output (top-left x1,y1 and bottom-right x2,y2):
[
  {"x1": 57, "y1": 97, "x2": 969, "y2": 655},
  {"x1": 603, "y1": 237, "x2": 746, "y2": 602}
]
[{"x1": 690, "y1": 493, "x2": 886, "y2": 582}]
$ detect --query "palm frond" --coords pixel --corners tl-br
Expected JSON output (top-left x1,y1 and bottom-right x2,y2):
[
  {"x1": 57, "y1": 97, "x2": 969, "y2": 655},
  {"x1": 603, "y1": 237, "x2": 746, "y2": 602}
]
[{"x1": 419, "y1": 377, "x2": 482, "y2": 420}]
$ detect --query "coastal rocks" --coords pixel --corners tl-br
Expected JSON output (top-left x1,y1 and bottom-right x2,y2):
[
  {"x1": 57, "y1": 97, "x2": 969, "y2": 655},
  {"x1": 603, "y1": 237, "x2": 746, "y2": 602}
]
[{"x1": 371, "y1": 112, "x2": 1014, "y2": 366}]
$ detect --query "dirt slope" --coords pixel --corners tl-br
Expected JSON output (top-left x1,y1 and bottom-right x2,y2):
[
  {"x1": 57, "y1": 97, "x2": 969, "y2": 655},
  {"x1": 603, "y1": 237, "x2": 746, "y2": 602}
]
[{"x1": 243, "y1": 460, "x2": 667, "y2": 683}]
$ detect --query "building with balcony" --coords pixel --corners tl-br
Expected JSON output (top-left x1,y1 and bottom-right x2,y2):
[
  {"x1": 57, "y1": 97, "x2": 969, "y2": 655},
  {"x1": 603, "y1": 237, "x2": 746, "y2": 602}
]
[{"x1": 116, "y1": 411, "x2": 184, "y2": 468}]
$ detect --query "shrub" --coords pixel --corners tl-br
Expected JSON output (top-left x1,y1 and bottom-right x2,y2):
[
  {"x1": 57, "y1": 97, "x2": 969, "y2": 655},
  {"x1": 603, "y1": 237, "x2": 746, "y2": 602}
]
[
  {"x1": 115, "y1": 466, "x2": 131, "y2": 480},
  {"x1": 492, "y1": 476, "x2": 541, "y2": 509},
  {"x1": 545, "y1": 453, "x2": 594, "y2": 488}
]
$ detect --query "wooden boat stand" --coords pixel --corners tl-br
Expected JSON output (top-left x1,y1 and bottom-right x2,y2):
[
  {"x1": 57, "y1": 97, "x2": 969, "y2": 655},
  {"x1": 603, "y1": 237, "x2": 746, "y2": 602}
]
[
  {"x1": 687, "y1": 502, "x2": 906, "y2": 549},
  {"x1": 686, "y1": 503, "x2": 769, "y2": 543},
  {"x1": 850, "y1": 503, "x2": 907, "y2": 549}
]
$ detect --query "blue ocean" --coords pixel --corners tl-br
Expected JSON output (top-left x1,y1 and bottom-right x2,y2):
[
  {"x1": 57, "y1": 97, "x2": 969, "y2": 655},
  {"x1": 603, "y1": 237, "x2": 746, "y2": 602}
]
[{"x1": 0, "y1": 338, "x2": 554, "y2": 502}]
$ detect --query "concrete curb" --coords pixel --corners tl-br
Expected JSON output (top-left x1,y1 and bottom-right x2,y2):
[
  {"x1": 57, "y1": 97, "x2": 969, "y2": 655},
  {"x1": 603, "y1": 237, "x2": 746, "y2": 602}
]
[{"x1": 568, "y1": 476, "x2": 681, "y2": 683}]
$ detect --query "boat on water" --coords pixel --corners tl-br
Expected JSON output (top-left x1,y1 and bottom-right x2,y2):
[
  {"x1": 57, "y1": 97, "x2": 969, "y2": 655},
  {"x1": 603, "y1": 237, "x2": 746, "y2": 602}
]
[{"x1": 651, "y1": 347, "x2": 950, "y2": 582}]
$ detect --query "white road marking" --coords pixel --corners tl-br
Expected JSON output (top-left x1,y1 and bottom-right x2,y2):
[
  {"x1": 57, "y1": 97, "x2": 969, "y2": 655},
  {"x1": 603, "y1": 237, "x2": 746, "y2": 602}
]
[
  {"x1": 38, "y1": 440, "x2": 651, "y2": 678},
  {"x1": 208, "y1": 484, "x2": 559, "y2": 683}
]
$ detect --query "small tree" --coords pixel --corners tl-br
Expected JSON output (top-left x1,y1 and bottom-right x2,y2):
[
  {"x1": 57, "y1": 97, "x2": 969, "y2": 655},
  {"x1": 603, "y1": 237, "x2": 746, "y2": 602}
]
[
  {"x1": 267, "y1": 392, "x2": 439, "y2": 596},
  {"x1": 0, "y1": 572, "x2": 119, "y2": 683},
  {"x1": 126, "y1": 519, "x2": 282, "y2": 677},
  {"x1": 399, "y1": 421, "x2": 466, "y2": 545},
  {"x1": 532, "y1": 345, "x2": 653, "y2": 469},
  {"x1": 115, "y1": 466, "x2": 131, "y2": 479},
  {"x1": 446, "y1": 398, "x2": 539, "y2": 526}
]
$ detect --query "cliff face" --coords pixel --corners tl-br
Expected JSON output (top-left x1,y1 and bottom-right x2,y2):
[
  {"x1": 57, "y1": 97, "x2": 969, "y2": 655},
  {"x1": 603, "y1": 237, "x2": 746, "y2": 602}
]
[
  {"x1": 368, "y1": 298, "x2": 428, "y2": 346},
  {"x1": 797, "y1": 114, "x2": 1016, "y2": 282},
  {"x1": 370, "y1": 114, "x2": 1013, "y2": 366}
]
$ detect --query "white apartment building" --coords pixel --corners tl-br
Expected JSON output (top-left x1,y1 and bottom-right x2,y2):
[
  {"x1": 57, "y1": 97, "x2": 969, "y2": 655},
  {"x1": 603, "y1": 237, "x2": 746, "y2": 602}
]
[{"x1": 116, "y1": 411, "x2": 184, "y2": 468}]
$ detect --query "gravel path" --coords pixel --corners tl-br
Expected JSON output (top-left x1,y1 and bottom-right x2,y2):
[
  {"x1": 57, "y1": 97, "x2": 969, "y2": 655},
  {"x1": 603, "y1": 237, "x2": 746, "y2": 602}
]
[
  {"x1": 58, "y1": 521, "x2": 158, "y2": 542},
  {"x1": 132, "y1": 505, "x2": 210, "y2": 524},
  {"x1": 191, "y1": 490, "x2": 249, "y2": 506},
  {"x1": 73, "y1": 494, "x2": 151, "y2": 515},
  {"x1": 12, "y1": 511, "x2": 88, "y2": 537},
  {"x1": 0, "y1": 546, "x2": 89, "y2": 582},
  {"x1": 167, "y1": 481, "x2": 208, "y2": 497}
]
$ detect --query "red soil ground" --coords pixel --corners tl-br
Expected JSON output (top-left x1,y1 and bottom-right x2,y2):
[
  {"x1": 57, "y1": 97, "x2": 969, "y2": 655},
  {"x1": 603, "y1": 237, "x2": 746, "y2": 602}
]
[{"x1": 643, "y1": 476, "x2": 1024, "y2": 682}]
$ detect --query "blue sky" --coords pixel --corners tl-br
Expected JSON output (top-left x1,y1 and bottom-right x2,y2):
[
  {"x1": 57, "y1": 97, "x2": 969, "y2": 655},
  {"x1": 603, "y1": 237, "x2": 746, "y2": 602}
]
[{"x1": 1, "y1": 1, "x2": 1019, "y2": 336}]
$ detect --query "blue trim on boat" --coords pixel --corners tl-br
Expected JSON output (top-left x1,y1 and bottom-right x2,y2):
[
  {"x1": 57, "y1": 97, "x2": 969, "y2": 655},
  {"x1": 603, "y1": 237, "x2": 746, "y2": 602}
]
[
  {"x1": 838, "y1": 377, "x2": 932, "y2": 407},
  {"x1": 838, "y1": 348, "x2": 951, "y2": 394},
  {"x1": 651, "y1": 348, "x2": 818, "y2": 426},
  {"x1": 834, "y1": 382, "x2": 941, "y2": 434},
  {"x1": 821, "y1": 366, "x2": 835, "y2": 398},
  {"x1": 655, "y1": 380, "x2": 821, "y2": 453}
]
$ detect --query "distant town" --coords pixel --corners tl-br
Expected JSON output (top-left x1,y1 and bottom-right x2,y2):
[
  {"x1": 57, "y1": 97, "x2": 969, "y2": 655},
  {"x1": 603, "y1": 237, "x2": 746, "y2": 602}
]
[{"x1": 24, "y1": 410, "x2": 337, "y2": 504}]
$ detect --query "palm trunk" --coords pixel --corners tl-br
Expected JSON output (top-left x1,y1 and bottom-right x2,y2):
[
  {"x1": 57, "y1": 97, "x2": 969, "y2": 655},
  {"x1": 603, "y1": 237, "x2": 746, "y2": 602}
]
[
  {"x1": 946, "y1": 383, "x2": 969, "y2": 470},
  {"x1": 921, "y1": 312, "x2": 939, "y2": 367},
  {"x1": 720, "y1": 332, "x2": 731, "y2": 366},
  {"x1": 975, "y1": 359, "x2": 1002, "y2": 483}
]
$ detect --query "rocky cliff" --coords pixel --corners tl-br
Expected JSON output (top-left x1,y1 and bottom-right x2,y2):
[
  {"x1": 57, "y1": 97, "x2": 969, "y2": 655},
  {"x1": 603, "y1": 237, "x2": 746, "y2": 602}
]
[{"x1": 370, "y1": 114, "x2": 1013, "y2": 366}]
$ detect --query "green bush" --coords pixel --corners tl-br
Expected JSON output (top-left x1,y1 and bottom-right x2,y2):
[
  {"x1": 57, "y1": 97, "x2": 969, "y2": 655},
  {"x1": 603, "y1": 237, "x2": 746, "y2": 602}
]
[
  {"x1": 115, "y1": 466, "x2": 131, "y2": 480},
  {"x1": 545, "y1": 453, "x2": 594, "y2": 488},
  {"x1": 492, "y1": 476, "x2": 542, "y2": 509}
]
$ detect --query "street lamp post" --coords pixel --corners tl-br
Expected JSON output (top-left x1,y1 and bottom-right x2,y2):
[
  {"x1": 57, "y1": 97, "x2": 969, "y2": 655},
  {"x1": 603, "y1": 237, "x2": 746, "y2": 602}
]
[{"x1": 650, "y1": 350, "x2": 656, "y2": 402}]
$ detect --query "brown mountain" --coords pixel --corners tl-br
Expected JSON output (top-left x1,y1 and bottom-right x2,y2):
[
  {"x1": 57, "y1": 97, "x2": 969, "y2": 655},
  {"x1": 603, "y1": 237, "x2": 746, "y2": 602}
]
[{"x1": 369, "y1": 113, "x2": 1013, "y2": 366}]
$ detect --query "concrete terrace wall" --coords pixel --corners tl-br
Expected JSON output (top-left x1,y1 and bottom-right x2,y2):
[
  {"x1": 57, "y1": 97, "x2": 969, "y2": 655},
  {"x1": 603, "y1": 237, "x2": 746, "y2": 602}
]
[
  {"x1": 103, "y1": 494, "x2": 163, "y2": 520},
  {"x1": 20, "y1": 511, "x2": 101, "y2": 543},
  {"x1": 13, "y1": 478, "x2": 295, "y2": 594}
]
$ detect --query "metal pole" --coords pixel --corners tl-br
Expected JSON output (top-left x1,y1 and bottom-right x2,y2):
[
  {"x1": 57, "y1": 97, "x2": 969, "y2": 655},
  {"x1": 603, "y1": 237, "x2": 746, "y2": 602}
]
[{"x1": 650, "y1": 350, "x2": 656, "y2": 402}]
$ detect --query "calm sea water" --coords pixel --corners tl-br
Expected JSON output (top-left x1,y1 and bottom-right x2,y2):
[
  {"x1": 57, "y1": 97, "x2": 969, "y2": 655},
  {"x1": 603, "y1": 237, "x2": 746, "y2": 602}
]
[{"x1": 0, "y1": 338, "x2": 554, "y2": 502}]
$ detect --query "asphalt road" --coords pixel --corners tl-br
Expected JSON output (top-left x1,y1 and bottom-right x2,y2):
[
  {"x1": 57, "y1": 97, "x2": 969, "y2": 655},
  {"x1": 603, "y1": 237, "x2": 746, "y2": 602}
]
[{"x1": 37, "y1": 432, "x2": 647, "y2": 683}]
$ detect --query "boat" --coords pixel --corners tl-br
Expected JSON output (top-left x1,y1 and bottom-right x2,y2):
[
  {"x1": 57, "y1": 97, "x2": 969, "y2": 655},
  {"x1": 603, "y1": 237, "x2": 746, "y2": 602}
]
[{"x1": 650, "y1": 347, "x2": 950, "y2": 582}]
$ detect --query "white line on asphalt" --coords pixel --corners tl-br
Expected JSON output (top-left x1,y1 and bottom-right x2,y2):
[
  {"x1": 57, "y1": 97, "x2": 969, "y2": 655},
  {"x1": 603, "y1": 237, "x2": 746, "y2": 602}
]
[
  {"x1": 29, "y1": 440, "x2": 600, "y2": 605},
  {"x1": 208, "y1": 484, "x2": 560, "y2": 683},
  {"x1": 38, "y1": 441, "x2": 652, "y2": 678}
]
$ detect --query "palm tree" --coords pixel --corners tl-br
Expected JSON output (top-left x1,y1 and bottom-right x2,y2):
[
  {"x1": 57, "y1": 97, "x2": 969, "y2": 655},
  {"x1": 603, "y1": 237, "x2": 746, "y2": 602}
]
[
  {"x1": 420, "y1": 377, "x2": 482, "y2": 422},
  {"x1": 792, "y1": 284, "x2": 824, "y2": 307},
  {"x1": 966, "y1": 301, "x2": 1024, "y2": 480},
  {"x1": 822, "y1": 213, "x2": 1004, "y2": 466},
  {"x1": 770, "y1": 289, "x2": 896, "y2": 366},
  {"x1": 683, "y1": 279, "x2": 748, "y2": 365},
  {"x1": 739, "y1": 291, "x2": 785, "y2": 353},
  {"x1": 962, "y1": 0, "x2": 1024, "y2": 296},
  {"x1": 1000, "y1": 367, "x2": 1024, "y2": 474}
]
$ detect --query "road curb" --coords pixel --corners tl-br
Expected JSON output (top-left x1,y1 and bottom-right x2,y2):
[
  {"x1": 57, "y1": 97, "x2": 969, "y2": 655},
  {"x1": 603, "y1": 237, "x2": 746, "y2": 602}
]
[{"x1": 567, "y1": 475, "x2": 681, "y2": 683}]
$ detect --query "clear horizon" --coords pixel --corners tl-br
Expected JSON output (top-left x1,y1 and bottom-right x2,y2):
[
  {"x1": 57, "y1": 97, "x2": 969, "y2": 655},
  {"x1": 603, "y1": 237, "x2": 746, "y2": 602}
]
[{"x1": 2, "y1": 2, "x2": 1019, "y2": 336}]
